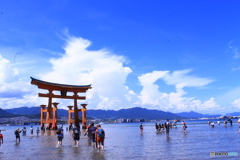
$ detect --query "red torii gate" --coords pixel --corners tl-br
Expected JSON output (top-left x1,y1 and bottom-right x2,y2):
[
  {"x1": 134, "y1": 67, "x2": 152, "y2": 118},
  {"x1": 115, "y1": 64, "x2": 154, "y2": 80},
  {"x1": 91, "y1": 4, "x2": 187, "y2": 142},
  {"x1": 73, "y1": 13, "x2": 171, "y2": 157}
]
[{"x1": 30, "y1": 77, "x2": 92, "y2": 129}]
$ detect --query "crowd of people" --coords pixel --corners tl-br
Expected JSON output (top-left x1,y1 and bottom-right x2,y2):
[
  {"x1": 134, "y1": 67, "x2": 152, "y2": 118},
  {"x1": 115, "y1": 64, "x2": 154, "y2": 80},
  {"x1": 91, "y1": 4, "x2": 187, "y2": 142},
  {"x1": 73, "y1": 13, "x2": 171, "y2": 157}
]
[
  {"x1": 208, "y1": 118, "x2": 237, "y2": 128},
  {"x1": 1, "y1": 118, "x2": 239, "y2": 149},
  {"x1": 149, "y1": 118, "x2": 240, "y2": 135},
  {"x1": 151, "y1": 119, "x2": 187, "y2": 134},
  {"x1": 13, "y1": 126, "x2": 42, "y2": 143},
  {"x1": 0, "y1": 123, "x2": 105, "y2": 151},
  {"x1": 54, "y1": 123, "x2": 105, "y2": 150}
]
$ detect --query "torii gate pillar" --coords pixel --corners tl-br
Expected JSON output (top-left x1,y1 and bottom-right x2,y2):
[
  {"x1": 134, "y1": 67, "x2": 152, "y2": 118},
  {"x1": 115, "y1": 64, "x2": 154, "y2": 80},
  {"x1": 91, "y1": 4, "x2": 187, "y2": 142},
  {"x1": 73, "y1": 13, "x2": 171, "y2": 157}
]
[
  {"x1": 40, "y1": 104, "x2": 47, "y2": 130},
  {"x1": 81, "y1": 104, "x2": 87, "y2": 129},
  {"x1": 68, "y1": 106, "x2": 73, "y2": 130},
  {"x1": 52, "y1": 102, "x2": 59, "y2": 130}
]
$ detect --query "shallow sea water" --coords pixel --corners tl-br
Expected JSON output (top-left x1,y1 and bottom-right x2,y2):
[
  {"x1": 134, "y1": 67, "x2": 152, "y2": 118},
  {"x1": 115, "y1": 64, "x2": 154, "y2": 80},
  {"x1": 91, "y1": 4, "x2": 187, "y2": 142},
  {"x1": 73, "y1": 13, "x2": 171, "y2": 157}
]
[{"x1": 0, "y1": 121, "x2": 240, "y2": 160}]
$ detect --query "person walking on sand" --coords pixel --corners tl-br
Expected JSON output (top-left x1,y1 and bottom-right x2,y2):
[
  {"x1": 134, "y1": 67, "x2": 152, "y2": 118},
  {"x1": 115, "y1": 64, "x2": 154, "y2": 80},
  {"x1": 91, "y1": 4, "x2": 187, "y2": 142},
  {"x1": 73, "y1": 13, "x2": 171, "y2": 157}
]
[
  {"x1": 56, "y1": 128, "x2": 64, "y2": 147},
  {"x1": 95, "y1": 125, "x2": 105, "y2": 151},
  {"x1": 217, "y1": 121, "x2": 220, "y2": 125},
  {"x1": 72, "y1": 125, "x2": 81, "y2": 147},
  {"x1": 15, "y1": 128, "x2": 21, "y2": 142},
  {"x1": 0, "y1": 130, "x2": 3, "y2": 146}
]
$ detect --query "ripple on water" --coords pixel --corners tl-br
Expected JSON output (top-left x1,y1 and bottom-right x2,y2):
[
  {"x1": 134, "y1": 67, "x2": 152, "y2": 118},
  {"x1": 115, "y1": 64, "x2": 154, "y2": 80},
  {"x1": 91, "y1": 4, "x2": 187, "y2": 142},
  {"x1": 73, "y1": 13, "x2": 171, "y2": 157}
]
[{"x1": 0, "y1": 123, "x2": 240, "y2": 159}]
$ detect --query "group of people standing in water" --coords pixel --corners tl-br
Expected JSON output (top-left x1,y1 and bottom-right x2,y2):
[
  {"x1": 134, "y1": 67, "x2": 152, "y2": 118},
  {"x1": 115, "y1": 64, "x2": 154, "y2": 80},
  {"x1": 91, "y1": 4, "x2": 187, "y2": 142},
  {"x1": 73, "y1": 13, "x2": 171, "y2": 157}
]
[
  {"x1": 85, "y1": 123, "x2": 105, "y2": 151},
  {"x1": 55, "y1": 123, "x2": 105, "y2": 150},
  {"x1": 208, "y1": 118, "x2": 239, "y2": 128},
  {"x1": 14, "y1": 126, "x2": 41, "y2": 142},
  {"x1": 154, "y1": 119, "x2": 187, "y2": 133},
  {"x1": 139, "y1": 119, "x2": 188, "y2": 135},
  {"x1": 6, "y1": 123, "x2": 105, "y2": 150}
]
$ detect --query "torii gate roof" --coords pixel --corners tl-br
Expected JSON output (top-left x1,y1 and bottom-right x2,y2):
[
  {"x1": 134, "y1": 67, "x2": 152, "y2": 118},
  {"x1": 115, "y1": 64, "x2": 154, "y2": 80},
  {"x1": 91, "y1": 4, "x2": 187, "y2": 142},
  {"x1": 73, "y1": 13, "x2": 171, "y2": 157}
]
[{"x1": 30, "y1": 77, "x2": 92, "y2": 92}]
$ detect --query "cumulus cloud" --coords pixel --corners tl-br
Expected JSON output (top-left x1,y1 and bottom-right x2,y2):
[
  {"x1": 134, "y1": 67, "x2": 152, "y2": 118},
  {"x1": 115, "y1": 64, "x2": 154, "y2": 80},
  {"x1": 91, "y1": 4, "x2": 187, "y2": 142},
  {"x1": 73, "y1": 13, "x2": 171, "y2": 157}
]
[
  {"x1": 0, "y1": 55, "x2": 37, "y2": 108},
  {"x1": 163, "y1": 69, "x2": 214, "y2": 89},
  {"x1": 137, "y1": 69, "x2": 220, "y2": 113},
  {"x1": 0, "y1": 55, "x2": 18, "y2": 83},
  {"x1": 1, "y1": 34, "x2": 237, "y2": 114},
  {"x1": 39, "y1": 35, "x2": 135, "y2": 110},
  {"x1": 229, "y1": 98, "x2": 240, "y2": 112}
]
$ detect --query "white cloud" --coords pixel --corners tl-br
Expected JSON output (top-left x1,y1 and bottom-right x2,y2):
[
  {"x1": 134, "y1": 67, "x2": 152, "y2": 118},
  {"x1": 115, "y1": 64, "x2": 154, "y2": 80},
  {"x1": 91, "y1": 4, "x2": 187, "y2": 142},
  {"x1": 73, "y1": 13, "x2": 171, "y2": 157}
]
[
  {"x1": 138, "y1": 71, "x2": 169, "y2": 105},
  {"x1": 162, "y1": 69, "x2": 214, "y2": 89},
  {"x1": 232, "y1": 99, "x2": 240, "y2": 107},
  {"x1": 0, "y1": 55, "x2": 18, "y2": 83},
  {"x1": 137, "y1": 70, "x2": 220, "y2": 113},
  {"x1": 0, "y1": 55, "x2": 37, "y2": 108},
  {"x1": 39, "y1": 35, "x2": 135, "y2": 110},
  {"x1": 230, "y1": 99, "x2": 240, "y2": 112},
  {"x1": 0, "y1": 35, "x2": 237, "y2": 114}
]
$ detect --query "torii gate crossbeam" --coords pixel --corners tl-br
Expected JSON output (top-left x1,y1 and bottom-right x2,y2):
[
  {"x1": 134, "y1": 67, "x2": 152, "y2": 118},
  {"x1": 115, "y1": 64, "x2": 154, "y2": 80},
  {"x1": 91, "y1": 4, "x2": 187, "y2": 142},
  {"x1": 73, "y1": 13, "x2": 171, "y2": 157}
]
[{"x1": 30, "y1": 77, "x2": 92, "y2": 129}]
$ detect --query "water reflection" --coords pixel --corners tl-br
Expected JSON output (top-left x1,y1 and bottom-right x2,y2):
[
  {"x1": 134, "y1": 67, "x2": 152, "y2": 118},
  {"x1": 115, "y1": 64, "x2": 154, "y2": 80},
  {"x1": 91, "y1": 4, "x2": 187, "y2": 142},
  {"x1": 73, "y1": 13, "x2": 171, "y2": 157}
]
[
  {"x1": 15, "y1": 141, "x2": 20, "y2": 146},
  {"x1": 1, "y1": 123, "x2": 240, "y2": 159}
]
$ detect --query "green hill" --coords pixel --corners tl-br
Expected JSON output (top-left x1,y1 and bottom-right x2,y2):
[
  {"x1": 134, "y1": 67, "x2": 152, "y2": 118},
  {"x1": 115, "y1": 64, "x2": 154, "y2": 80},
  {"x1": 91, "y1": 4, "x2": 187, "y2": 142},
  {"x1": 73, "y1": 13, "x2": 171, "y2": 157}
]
[{"x1": 0, "y1": 108, "x2": 15, "y2": 117}]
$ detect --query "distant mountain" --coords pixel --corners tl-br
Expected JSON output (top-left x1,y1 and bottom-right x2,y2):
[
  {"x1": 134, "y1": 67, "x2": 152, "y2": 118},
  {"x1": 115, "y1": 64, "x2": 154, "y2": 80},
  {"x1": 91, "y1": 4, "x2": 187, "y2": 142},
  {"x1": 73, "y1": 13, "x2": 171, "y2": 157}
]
[
  {"x1": 6, "y1": 107, "x2": 68, "y2": 117},
  {"x1": 176, "y1": 111, "x2": 221, "y2": 119},
  {"x1": 225, "y1": 112, "x2": 240, "y2": 116},
  {"x1": 87, "y1": 109, "x2": 117, "y2": 119},
  {"x1": 0, "y1": 108, "x2": 15, "y2": 117},
  {"x1": 5, "y1": 107, "x2": 182, "y2": 120},
  {"x1": 6, "y1": 107, "x2": 40, "y2": 115},
  {"x1": 204, "y1": 114, "x2": 222, "y2": 118},
  {"x1": 87, "y1": 107, "x2": 182, "y2": 119},
  {"x1": 113, "y1": 107, "x2": 182, "y2": 119},
  {"x1": 8, "y1": 107, "x2": 228, "y2": 120},
  {"x1": 176, "y1": 111, "x2": 205, "y2": 118}
]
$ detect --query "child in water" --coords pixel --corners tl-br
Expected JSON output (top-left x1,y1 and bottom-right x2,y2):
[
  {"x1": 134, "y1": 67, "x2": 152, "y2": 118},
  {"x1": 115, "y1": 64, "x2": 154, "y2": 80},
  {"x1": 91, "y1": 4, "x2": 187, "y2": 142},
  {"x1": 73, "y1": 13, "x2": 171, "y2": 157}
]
[{"x1": 0, "y1": 130, "x2": 3, "y2": 146}]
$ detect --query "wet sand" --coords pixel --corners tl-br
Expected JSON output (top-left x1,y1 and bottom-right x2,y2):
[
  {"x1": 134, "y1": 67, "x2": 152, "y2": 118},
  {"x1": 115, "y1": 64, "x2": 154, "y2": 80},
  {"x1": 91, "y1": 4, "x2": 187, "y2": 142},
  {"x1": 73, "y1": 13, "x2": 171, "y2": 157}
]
[{"x1": 0, "y1": 122, "x2": 240, "y2": 160}]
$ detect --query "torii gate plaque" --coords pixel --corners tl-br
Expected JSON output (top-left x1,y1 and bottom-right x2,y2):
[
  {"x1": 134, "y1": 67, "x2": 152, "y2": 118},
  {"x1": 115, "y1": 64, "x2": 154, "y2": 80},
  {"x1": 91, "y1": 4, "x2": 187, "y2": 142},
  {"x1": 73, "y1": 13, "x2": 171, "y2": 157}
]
[{"x1": 30, "y1": 77, "x2": 92, "y2": 129}]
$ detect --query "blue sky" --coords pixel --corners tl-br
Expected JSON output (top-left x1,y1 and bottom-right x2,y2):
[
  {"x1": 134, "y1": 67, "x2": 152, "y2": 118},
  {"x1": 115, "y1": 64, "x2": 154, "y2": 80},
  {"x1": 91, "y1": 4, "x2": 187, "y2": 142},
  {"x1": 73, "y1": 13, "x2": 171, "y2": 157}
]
[{"x1": 1, "y1": 0, "x2": 240, "y2": 114}]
